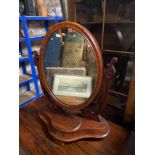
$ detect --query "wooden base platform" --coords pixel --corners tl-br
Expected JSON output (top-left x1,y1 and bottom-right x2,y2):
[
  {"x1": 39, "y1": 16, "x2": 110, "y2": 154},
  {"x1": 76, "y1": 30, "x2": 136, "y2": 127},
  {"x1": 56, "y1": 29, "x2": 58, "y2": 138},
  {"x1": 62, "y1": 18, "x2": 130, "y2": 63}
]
[{"x1": 39, "y1": 105, "x2": 110, "y2": 143}]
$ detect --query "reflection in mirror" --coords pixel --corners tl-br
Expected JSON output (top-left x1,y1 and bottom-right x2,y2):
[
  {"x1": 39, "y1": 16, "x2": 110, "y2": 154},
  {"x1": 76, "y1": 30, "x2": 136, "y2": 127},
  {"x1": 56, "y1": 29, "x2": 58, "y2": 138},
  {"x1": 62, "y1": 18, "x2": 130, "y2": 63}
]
[{"x1": 44, "y1": 28, "x2": 97, "y2": 106}]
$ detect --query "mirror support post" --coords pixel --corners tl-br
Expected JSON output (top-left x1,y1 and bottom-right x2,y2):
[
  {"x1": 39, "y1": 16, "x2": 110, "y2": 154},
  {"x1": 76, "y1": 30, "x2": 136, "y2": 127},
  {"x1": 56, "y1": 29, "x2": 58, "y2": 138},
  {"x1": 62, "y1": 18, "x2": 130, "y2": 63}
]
[
  {"x1": 80, "y1": 57, "x2": 117, "y2": 122},
  {"x1": 97, "y1": 57, "x2": 118, "y2": 115}
]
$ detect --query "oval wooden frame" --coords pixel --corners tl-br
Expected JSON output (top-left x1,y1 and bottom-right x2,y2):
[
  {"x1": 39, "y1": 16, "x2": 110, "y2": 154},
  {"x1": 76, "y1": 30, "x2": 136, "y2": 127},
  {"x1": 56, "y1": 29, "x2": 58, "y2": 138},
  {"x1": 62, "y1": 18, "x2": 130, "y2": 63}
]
[{"x1": 39, "y1": 21, "x2": 103, "y2": 110}]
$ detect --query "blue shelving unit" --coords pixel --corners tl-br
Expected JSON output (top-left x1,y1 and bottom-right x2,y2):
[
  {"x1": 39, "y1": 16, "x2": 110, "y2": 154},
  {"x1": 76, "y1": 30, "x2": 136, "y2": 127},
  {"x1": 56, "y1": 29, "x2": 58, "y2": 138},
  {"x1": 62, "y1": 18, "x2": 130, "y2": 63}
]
[{"x1": 19, "y1": 16, "x2": 64, "y2": 108}]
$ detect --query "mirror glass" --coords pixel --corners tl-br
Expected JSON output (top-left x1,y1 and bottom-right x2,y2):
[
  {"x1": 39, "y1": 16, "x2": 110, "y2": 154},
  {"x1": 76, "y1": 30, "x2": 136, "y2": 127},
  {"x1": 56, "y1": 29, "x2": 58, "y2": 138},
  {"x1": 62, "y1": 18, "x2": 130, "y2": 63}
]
[{"x1": 43, "y1": 28, "x2": 97, "y2": 106}]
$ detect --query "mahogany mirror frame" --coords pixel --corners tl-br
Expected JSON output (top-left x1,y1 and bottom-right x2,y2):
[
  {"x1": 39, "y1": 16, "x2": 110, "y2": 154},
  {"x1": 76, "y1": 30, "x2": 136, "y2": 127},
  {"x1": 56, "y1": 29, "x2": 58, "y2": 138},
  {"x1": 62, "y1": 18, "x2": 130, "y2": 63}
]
[{"x1": 39, "y1": 21, "x2": 104, "y2": 111}]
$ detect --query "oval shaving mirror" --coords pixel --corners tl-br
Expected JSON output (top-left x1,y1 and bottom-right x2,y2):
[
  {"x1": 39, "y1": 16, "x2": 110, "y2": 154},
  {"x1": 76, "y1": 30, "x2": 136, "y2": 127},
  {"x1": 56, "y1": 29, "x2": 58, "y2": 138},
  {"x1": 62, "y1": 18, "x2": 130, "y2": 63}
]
[{"x1": 39, "y1": 22, "x2": 103, "y2": 110}]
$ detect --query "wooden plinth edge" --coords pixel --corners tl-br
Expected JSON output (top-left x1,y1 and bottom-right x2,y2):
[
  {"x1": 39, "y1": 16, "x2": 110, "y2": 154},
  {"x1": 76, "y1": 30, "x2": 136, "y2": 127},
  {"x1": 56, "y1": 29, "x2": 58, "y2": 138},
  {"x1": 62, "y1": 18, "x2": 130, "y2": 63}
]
[
  {"x1": 51, "y1": 113, "x2": 82, "y2": 132},
  {"x1": 39, "y1": 105, "x2": 110, "y2": 143}
]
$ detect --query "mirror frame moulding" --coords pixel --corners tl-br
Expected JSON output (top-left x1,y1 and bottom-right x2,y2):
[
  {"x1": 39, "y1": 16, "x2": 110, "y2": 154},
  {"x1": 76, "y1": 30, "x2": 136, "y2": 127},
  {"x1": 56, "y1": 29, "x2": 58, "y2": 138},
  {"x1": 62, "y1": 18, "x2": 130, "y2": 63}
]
[{"x1": 39, "y1": 21, "x2": 104, "y2": 110}]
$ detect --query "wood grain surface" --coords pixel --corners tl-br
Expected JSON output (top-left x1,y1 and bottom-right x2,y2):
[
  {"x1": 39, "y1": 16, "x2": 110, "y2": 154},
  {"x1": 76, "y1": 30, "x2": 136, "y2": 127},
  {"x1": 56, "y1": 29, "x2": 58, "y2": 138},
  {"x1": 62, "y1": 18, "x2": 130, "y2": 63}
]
[
  {"x1": 20, "y1": 95, "x2": 135, "y2": 155},
  {"x1": 39, "y1": 106, "x2": 109, "y2": 142}
]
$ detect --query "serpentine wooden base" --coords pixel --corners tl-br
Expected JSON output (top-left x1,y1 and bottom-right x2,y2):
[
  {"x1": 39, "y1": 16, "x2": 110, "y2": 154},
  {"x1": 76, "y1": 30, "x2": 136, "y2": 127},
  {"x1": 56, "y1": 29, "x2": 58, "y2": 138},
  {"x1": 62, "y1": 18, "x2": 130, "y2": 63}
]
[{"x1": 39, "y1": 104, "x2": 110, "y2": 143}]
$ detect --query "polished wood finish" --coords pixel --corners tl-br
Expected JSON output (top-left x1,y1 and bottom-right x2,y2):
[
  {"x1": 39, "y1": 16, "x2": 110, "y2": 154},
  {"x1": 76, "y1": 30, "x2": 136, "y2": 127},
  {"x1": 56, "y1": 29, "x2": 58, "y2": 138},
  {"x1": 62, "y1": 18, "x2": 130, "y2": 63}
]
[
  {"x1": 20, "y1": 96, "x2": 135, "y2": 155},
  {"x1": 50, "y1": 113, "x2": 82, "y2": 132},
  {"x1": 34, "y1": 51, "x2": 117, "y2": 142},
  {"x1": 39, "y1": 104, "x2": 109, "y2": 142},
  {"x1": 39, "y1": 21, "x2": 103, "y2": 111},
  {"x1": 34, "y1": 21, "x2": 118, "y2": 143},
  {"x1": 34, "y1": 57, "x2": 117, "y2": 142}
]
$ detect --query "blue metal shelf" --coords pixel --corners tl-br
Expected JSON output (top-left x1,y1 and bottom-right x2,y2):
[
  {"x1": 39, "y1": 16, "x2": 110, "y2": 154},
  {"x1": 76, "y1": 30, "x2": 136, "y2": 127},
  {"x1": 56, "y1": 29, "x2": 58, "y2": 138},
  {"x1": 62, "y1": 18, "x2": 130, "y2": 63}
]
[
  {"x1": 20, "y1": 36, "x2": 45, "y2": 42},
  {"x1": 19, "y1": 78, "x2": 33, "y2": 87},
  {"x1": 19, "y1": 16, "x2": 64, "y2": 108},
  {"x1": 19, "y1": 16, "x2": 63, "y2": 21},
  {"x1": 30, "y1": 36, "x2": 45, "y2": 41},
  {"x1": 26, "y1": 73, "x2": 39, "y2": 78},
  {"x1": 19, "y1": 57, "x2": 29, "y2": 63}
]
